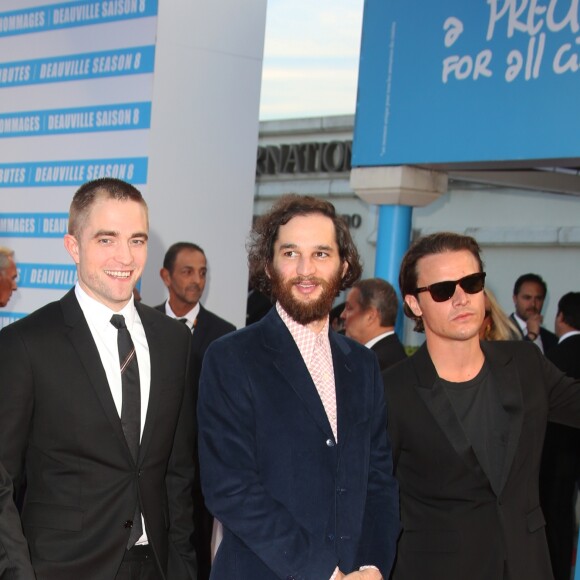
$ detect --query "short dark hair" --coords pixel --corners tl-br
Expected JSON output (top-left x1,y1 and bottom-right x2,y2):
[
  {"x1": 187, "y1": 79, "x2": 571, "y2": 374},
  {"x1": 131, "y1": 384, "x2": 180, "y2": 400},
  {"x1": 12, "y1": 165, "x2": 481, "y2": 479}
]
[
  {"x1": 399, "y1": 232, "x2": 484, "y2": 332},
  {"x1": 557, "y1": 292, "x2": 580, "y2": 330},
  {"x1": 353, "y1": 278, "x2": 398, "y2": 327},
  {"x1": 248, "y1": 194, "x2": 362, "y2": 294},
  {"x1": 162, "y1": 242, "x2": 205, "y2": 273},
  {"x1": 68, "y1": 178, "x2": 146, "y2": 236},
  {"x1": 513, "y1": 273, "x2": 547, "y2": 297}
]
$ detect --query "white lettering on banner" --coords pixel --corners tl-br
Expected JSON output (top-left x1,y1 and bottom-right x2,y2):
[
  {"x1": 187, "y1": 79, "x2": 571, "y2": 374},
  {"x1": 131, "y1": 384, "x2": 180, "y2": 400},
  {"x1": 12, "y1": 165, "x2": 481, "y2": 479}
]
[
  {"x1": 95, "y1": 108, "x2": 133, "y2": 127},
  {"x1": 441, "y1": 0, "x2": 580, "y2": 83},
  {"x1": 0, "y1": 168, "x2": 25, "y2": 183},
  {"x1": 47, "y1": 112, "x2": 94, "y2": 130},
  {"x1": 40, "y1": 59, "x2": 90, "y2": 79},
  {"x1": 0, "y1": 65, "x2": 30, "y2": 83},
  {"x1": 86, "y1": 163, "x2": 133, "y2": 180},
  {"x1": 91, "y1": 53, "x2": 133, "y2": 74},
  {"x1": 29, "y1": 268, "x2": 76, "y2": 286},
  {"x1": 0, "y1": 116, "x2": 40, "y2": 134},
  {"x1": 42, "y1": 218, "x2": 67, "y2": 234},
  {"x1": 34, "y1": 165, "x2": 85, "y2": 183},
  {"x1": 101, "y1": 0, "x2": 140, "y2": 17},
  {"x1": 0, "y1": 218, "x2": 35, "y2": 233},
  {"x1": 53, "y1": 4, "x2": 101, "y2": 25},
  {"x1": 0, "y1": 11, "x2": 45, "y2": 33}
]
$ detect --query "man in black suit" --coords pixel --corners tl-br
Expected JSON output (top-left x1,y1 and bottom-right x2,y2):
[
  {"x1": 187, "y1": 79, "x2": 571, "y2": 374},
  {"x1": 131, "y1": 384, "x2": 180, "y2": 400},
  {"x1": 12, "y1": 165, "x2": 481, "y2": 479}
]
[
  {"x1": 383, "y1": 232, "x2": 580, "y2": 580},
  {"x1": 155, "y1": 242, "x2": 234, "y2": 580},
  {"x1": 510, "y1": 272, "x2": 557, "y2": 353},
  {"x1": 540, "y1": 292, "x2": 580, "y2": 580},
  {"x1": 0, "y1": 178, "x2": 196, "y2": 580},
  {"x1": 0, "y1": 461, "x2": 34, "y2": 579},
  {"x1": 341, "y1": 278, "x2": 406, "y2": 371}
]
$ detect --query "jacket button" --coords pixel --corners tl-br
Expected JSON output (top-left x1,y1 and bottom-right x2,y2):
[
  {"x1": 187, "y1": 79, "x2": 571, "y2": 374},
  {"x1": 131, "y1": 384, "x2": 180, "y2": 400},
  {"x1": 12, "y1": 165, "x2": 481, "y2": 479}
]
[
  {"x1": 124, "y1": 520, "x2": 133, "y2": 528},
  {"x1": 327, "y1": 533, "x2": 335, "y2": 541},
  {"x1": 326, "y1": 438, "x2": 335, "y2": 447}
]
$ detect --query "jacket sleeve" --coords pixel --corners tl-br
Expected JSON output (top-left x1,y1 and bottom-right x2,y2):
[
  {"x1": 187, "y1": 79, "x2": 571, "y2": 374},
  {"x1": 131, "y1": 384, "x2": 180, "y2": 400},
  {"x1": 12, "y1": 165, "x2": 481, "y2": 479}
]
[
  {"x1": 197, "y1": 339, "x2": 338, "y2": 580},
  {"x1": 354, "y1": 357, "x2": 400, "y2": 576},
  {"x1": 165, "y1": 331, "x2": 197, "y2": 580}
]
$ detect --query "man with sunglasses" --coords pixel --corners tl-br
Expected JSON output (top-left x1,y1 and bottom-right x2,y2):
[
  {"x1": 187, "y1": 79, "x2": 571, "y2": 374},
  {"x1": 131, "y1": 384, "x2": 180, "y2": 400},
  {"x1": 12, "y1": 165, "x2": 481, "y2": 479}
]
[{"x1": 382, "y1": 232, "x2": 580, "y2": 580}]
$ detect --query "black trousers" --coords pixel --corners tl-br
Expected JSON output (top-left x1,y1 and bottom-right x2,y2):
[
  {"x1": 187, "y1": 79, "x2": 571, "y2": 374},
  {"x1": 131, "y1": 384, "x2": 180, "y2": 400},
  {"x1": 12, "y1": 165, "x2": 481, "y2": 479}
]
[{"x1": 115, "y1": 545, "x2": 162, "y2": 580}]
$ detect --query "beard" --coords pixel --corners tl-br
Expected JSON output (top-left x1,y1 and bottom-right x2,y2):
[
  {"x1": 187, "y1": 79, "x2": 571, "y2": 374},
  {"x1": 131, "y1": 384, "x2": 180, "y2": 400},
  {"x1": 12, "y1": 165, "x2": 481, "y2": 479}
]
[{"x1": 270, "y1": 267, "x2": 343, "y2": 326}]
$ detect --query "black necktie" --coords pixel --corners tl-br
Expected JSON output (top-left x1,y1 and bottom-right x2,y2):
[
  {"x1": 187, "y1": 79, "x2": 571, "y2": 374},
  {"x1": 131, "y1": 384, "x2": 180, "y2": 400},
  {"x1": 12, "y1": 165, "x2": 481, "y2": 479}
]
[{"x1": 110, "y1": 314, "x2": 143, "y2": 548}]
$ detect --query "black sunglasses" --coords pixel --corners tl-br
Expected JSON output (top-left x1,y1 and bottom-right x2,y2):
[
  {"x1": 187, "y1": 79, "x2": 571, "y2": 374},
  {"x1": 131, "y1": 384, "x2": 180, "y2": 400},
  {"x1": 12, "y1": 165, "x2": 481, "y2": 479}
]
[{"x1": 415, "y1": 272, "x2": 486, "y2": 303}]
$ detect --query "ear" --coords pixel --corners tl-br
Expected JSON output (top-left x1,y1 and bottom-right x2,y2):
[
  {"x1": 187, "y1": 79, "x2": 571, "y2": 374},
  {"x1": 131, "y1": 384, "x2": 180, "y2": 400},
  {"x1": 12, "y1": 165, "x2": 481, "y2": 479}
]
[
  {"x1": 366, "y1": 307, "x2": 379, "y2": 324},
  {"x1": 512, "y1": 294, "x2": 517, "y2": 306},
  {"x1": 160, "y1": 268, "x2": 171, "y2": 288},
  {"x1": 265, "y1": 263, "x2": 272, "y2": 280},
  {"x1": 64, "y1": 234, "x2": 80, "y2": 265},
  {"x1": 405, "y1": 294, "x2": 422, "y2": 318},
  {"x1": 341, "y1": 261, "x2": 348, "y2": 279}
]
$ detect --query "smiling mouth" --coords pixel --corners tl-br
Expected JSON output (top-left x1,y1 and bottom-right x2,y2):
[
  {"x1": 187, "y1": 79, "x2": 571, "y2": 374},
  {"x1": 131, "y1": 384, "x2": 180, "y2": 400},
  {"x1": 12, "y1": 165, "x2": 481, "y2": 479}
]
[{"x1": 104, "y1": 270, "x2": 132, "y2": 279}]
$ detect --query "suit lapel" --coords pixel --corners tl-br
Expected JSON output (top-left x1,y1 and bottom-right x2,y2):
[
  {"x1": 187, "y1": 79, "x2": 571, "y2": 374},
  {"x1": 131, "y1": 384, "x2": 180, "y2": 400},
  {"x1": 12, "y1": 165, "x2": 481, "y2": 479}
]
[
  {"x1": 60, "y1": 290, "x2": 132, "y2": 462},
  {"x1": 136, "y1": 303, "x2": 162, "y2": 463},
  {"x1": 411, "y1": 344, "x2": 484, "y2": 477},
  {"x1": 261, "y1": 309, "x2": 334, "y2": 438},
  {"x1": 481, "y1": 342, "x2": 524, "y2": 493},
  {"x1": 331, "y1": 332, "x2": 366, "y2": 446}
]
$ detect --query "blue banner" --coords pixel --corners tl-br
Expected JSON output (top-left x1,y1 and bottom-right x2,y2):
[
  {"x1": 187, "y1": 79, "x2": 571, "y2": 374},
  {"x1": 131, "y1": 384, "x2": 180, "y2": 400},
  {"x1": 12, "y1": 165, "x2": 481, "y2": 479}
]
[
  {"x1": 353, "y1": 0, "x2": 580, "y2": 166},
  {"x1": 0, "y1": 45, "x2": 155, "y2": 88},
  {"x1": 0, "y1": 0, "x2": 158, "y2": 38},
  {"x1": 0, "y1": 102, "x2": 151, "y2": 138},
  {"x1": 17, "y1": 263, "x2": 77, "y2": 290},
  {"x1": 0, "y1": 213, "x2": 69, "y2": 238},
  {"x1": 0, "y1": 157, "x2": 148, "y2": 187}
]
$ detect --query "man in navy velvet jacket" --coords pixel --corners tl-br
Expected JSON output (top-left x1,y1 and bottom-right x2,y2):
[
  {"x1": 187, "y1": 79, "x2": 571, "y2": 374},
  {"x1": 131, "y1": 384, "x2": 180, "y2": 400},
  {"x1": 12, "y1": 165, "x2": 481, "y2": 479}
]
[{"x1": 198, "y1": 195, "x2": 399, "y2": 580}]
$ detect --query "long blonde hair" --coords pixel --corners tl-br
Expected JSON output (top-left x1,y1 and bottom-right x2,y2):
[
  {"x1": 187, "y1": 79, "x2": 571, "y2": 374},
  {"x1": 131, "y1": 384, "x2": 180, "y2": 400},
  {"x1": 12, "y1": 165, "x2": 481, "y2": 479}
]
[{"x1": 480, "y1": 289, "x2": 521, "y2": 341}]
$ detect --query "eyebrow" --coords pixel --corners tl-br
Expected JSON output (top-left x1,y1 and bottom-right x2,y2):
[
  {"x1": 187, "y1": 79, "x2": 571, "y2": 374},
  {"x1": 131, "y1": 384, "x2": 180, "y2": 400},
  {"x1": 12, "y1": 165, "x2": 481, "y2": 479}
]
[
  {"x1": 93, "y1": 230, "x2": 149, "y2": 240},
  {"x1": 278, "y1": 243, "x2": 334, "y2": 251}
]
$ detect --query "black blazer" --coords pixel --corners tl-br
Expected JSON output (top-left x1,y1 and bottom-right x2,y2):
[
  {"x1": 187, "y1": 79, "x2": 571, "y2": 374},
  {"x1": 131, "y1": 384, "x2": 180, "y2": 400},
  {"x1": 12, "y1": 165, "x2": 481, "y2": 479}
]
[
  {"x1": 382, "y1": 340, "x2": 580, "y2": 580},
  {"x1": 0, "y1": 289, "x2": 196, "y2": 580},
  {"x1": 0, "y1": 461, "x2": 34, "y2": 579},
  {"x1": 546, "y1": 334, "x2": 580, "y2": 378},
  {"x1": 154, "y1": 302, "x2": 235, "y2": 389},
  {"x1": 198, "y1": 308, "x2": 400, "y2": 579},
  {"x1": 370, "y1": 333, "x2": 407, "y2": 371}
]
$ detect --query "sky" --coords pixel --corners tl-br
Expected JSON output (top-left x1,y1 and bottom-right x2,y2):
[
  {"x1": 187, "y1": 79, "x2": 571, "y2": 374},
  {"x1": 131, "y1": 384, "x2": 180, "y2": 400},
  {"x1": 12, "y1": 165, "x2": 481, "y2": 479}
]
[{"x1": 259, "y1": 0, "x2": 364, "y2": 121}]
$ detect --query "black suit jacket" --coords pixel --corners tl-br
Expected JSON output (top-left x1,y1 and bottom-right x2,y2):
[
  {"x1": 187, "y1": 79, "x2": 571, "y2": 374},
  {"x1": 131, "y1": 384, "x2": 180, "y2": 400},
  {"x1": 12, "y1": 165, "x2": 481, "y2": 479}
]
[
  {"x1": 0, "y1": 289, "x2": 196, "y2": 580},
  {"x1": 546, "y1": 334, "x2": 580, "y2": 378},
  {"x1": 154, "y1": 302, "x2": 235, "y2": 389},
  {"x1": 198, "y1": 308, "x2": 400, "y2": 579},
  {"x1": 370, "y1": 333, "x2": 407, "y2": 372},
  {"x1": 0, "y1": 461, "x2": 34, "y2": 579},
  {"x1": 510, "y1": 313, "x2": 558, "y2": 352},
  {"x1": 383, "y1": 340, "x2": 580, "y2": 580}
]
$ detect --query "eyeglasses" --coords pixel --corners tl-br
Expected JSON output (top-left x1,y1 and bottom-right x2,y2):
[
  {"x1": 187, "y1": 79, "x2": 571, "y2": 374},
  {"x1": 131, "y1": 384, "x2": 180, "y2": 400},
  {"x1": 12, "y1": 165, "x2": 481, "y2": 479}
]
[{"x1": 415, "y1": 272, "x2": 486, "y2": 303}]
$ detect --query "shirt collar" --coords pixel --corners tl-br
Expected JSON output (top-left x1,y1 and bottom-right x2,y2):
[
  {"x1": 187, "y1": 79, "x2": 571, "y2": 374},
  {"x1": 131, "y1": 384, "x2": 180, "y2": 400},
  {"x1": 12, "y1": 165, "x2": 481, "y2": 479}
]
[
  {"x1": 365, "y1": 329, "x2": 395, "y2": 349},
  {"x1": 165, "y1": 301, "x2": 200, "y2": 326},
  {"x1": 559, "y1": 330, "x2": 580, "y2": 343},
  {"x1": 75, "y1": 283, "x2": 137, "y2": 330}
]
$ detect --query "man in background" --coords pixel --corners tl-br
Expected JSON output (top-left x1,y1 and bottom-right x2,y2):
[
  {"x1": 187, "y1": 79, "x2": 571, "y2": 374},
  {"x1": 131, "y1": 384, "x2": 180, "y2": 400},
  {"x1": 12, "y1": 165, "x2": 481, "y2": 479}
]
[
  {"x1": 198, "y1": 195, "x2": 399, "y2": 580},
  {"x1": 0, "y1": 246, "x2": 17, "y2": 307},
  {"x1": 540, "y1": 292, "x2": 580, "y2": 580},
  {"x1": 341, "y1": 278, "x2": 406, "y2": 371},
  {"x1": 511, "y1": 273, "x2": 557, "y2": 352},
  {"x1": 156, "y1": 241, "x2": 234, "y2": 580}
]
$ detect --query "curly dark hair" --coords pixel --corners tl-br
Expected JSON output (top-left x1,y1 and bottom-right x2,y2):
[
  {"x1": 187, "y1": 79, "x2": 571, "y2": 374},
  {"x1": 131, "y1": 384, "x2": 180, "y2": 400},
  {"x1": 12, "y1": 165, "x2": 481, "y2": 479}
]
[
  {"x1": 399, "y1": 232, "x2": 484, "y2": 332},
  {"x1": 248, "y1": 194, "x2": 362, "y2": 295}
]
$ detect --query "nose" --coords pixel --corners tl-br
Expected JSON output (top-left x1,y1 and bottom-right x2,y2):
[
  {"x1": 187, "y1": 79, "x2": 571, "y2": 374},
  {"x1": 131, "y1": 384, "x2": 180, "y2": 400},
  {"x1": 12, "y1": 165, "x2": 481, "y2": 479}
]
[
  {"x1": 115, "y1": 242, "x2": 134, "y2": 265},
  {"x1": 451, "y1": 284, "x2": 469, "y2": 306},
  {"x1": 296, "y1": 255, "x2": 315, "y2": 277}
]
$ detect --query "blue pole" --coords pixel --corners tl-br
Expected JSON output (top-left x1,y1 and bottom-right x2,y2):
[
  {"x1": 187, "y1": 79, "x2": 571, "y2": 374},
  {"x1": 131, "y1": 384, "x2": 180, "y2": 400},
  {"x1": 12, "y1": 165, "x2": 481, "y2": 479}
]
[{"x1": 374, "y1": 205, "x2": 412, "y2": 338}]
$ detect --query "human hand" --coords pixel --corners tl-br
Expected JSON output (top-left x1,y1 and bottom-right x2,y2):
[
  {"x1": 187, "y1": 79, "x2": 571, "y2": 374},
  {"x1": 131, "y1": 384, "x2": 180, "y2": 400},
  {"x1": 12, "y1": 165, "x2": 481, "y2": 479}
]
[
  {"x1": 343, "y1": 569, "x2": 383, "y2": 580},
  {"x1": 526, "y1": 312, "x2": 543, "y2": 335}
]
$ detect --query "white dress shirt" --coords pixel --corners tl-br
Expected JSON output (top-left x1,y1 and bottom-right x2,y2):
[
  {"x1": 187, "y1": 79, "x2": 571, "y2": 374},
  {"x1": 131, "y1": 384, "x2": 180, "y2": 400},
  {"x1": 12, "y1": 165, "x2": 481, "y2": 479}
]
[{"x1": 75, "y1": 283, "x2": 151, "y2": 544}]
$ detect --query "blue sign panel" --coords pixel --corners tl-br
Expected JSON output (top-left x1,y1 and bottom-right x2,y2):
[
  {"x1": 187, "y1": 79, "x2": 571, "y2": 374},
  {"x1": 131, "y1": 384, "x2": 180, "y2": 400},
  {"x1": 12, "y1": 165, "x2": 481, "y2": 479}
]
[{"x1": 353, "y1": 0, "x2": 580, "y2": 166}]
